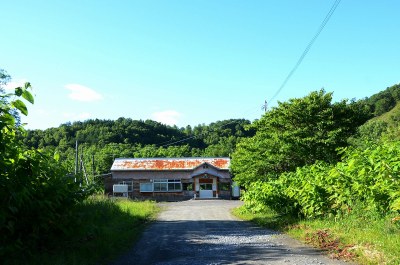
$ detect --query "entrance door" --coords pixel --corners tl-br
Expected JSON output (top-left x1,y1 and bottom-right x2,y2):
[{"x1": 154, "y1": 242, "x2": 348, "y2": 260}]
[{"x1": 199, "y1": 183, "x2": 213, "y2": 198}]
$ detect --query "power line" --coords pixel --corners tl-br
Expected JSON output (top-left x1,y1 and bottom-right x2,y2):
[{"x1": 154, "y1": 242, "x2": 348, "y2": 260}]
[
  {"x1": 268, "y1": 0, "x2": 341, "y2": 104},
  {"x1": 159, "y1": 119, "x2": 250, "y2": 148},
  {"x1": 106, "y1": 1, "x2": 342, "y2": 150},
  {"x1": 163, "y1": 1, "x2": 343, "y2": 147},
  {"x1": 156, "y1": 103, "x2": 263, "y2": 147},
  {"x1": 161, "y1": 135, "x2": 197, "y2": 147},
  {"x1": 163, "y1": 1, "x2": 342, "y2": 147}
]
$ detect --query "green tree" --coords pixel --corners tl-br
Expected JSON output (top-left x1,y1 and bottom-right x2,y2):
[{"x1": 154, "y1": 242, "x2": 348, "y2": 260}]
[
  {"x1": 1, "y1": 76, "x2": 91, "y2": 259},
  {"x1": 231, "y1": 90, "x2": 371, "y2": 187},
  {"x1": 374, "y1": 97, "x2": 395, "y2": 116}
]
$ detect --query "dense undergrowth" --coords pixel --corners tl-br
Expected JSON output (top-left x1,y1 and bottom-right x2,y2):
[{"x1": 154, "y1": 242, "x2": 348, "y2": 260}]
[
  {"x1": 235, "y1": 141, "x2": 400, "y2": 264},
  {"x1": 231, "y1": 86, "x2": 400, "y2": 264},
  {"x1": 1, "y1": 75, "x2": 159, "y2": 265},
  {"x1": 6, "y1": 197, "x2": 159, "y2": 265},
  {"x1": 242, "y1": 141, "x2": 400, "y2": 218}
]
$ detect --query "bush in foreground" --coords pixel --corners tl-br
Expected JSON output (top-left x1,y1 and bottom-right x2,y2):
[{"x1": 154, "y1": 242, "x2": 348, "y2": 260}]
[{"x1": 6, "y1": 196, "x2": 159, "y2": 265}]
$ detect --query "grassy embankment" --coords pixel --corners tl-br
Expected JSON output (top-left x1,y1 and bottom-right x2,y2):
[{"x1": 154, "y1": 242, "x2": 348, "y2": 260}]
[
  {"x1": 13, "y1": 196, "x2": 160, "y2": 265},
  {"x1": 233, "y1": 206, "x2": 400, "y2": 265}
]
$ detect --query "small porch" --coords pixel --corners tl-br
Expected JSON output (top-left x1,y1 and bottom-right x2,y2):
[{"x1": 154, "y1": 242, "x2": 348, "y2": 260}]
[{"x1": 192, "y1": 173, "x2": 231, "y2": 199}]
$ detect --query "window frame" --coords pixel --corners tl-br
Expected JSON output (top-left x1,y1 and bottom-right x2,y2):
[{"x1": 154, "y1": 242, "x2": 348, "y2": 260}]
[
  {"x1": 140, "y1": 182, "x2": 153, "y2": 192},
  {"x1": 153, "y1": 179, "x2": 182, "y2": 192}
]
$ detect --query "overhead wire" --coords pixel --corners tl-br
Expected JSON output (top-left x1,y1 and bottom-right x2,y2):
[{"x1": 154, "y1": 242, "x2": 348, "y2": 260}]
[
  {"x1": 159, "y1": 0, "x2": 342, "y2": 148},
  {"x1": 138, "y1": 0, "x2": 341, "y2": 147},
  {"x1": 268, "y1": 0, "x2": 341, "y2": 104},
  {"x1": 158, "y1": 117, "x2": 253, "y2": 147}
]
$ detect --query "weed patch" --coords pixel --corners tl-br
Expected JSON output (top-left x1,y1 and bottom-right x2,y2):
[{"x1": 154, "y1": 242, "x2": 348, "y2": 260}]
[
  {"x1": 305, "y1": 229, "x2": 355, "y2": 260},
  {"x1": 5, "y1": 196, "x2": 159, "y2": 265}
]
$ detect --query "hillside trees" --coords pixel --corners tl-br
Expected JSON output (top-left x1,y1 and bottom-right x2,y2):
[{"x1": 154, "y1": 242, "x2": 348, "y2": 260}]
[
  {"x1": 231, "y1": 90, "x2": 371, "y2": 187},
  {"x1": 361, "y1": 83, "x2": 400, "y2": 116},
  {"x1": 22, "y1": 118, "x2": 253, "y2": 175}
]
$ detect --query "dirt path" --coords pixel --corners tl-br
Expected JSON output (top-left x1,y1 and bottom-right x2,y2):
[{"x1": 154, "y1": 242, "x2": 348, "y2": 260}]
[{"x1": 111, "y1": 200, "x2": 352, "y2": 265}]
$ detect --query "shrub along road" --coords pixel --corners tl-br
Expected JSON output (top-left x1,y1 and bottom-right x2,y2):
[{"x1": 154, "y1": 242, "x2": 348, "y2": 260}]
[{"x1": 111, "y1": 200, "x2": 352, "y2": 265}]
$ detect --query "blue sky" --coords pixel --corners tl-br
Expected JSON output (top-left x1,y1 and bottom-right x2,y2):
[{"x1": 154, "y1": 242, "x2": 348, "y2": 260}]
[{"x1": 1, "y1": 0, "x2": 399, "y2": 129}]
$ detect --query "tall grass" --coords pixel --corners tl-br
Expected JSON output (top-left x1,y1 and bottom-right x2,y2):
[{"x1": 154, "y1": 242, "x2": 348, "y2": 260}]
[
  {"x1": 233, "y1": 205, "x2": 400, "y2": 264},
  {"x1": 7, "y1": 196, "x2": 159, "y2": 265}
]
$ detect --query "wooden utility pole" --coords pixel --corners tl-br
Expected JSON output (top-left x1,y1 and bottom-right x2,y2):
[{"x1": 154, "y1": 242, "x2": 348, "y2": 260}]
[
  {"x1": 74, "y1": 141, "x2": 79, "y2": 182},
  {"x1": 262, "y1": 100, "x2": 268, "y2": 113},
  {"x1": 81, "y1": 155, "x2": 89, "y2": 185}
]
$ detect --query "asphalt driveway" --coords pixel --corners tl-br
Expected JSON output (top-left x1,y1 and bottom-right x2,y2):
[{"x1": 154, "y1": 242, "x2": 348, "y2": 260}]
[{"x1": 111, "y1": 200, "x2": 352, "y2": 265}]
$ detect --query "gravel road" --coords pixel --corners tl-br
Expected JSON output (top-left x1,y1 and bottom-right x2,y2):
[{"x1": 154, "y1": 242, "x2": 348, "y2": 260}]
[{"x1": 110, "y1": 200, "x2": 353, "y2": 265}]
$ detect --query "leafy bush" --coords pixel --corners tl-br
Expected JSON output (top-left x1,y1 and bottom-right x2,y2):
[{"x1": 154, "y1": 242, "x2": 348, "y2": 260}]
[
  {"x1": 0, "y1": 81, "x2": 92, "y2": 259},
  {"x1": 243, "y1": 142, "x2": 400, "y2": 218},
  {"x1": 232, "y1": 90, "x2": 371, "y2": 187}
]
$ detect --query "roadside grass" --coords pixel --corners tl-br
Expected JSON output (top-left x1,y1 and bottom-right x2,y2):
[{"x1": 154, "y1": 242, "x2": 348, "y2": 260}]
[
  {"x1": 9, "y1": 196, "x2": 160, "y2": 265},
  {"x1": 233, "y1": 205, "x2": 400, "y2": 265}
]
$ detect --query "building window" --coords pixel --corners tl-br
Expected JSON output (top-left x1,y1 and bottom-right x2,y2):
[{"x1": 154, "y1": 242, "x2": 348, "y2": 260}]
[
  {"x1": 154, "y1": 180, "x2": 168, "y2": 192},
  {"x1": 168, "y1": 179, "x2": 182, "y2": 191},
  {"x1": 118, "y1": 181, "x2": 133, "y2": 192},
  {"x1": 140, "y1": 182, "x2": 153, "y2": 192},
  {"x1": 153, "y1": 179, "x2": 182, "y2": 192}
]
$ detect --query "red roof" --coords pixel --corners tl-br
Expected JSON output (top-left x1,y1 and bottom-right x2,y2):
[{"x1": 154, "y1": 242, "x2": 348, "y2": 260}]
[{"x1": 111, "y1": 157, "x2": 230, "y2": 171}]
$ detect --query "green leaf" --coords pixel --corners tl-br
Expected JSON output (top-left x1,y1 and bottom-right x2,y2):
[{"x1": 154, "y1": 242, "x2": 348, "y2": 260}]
[
  {"x1": 12, "y1": 99, "x2": 28, "y2": 116},
  {"x1": 15, "y1": 87, "x2": 23, "y2": 96},
  {"x1": 0, "y1": 113, "x2": 16, "y2": 126},
  {"x1": 54, "y1": 151, "x2": 60, "y2": 162},
  {"x1": 22, "y1": 89, "x2": 34, "y2": 104}
]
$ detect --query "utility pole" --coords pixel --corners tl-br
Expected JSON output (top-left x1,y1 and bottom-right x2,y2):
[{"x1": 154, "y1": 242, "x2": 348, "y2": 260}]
[
  {"x1": 80, "y1": 146, "x2": 84, "y2": 173},
  {"x1": 74, "y1": 141, "x2": 79, "y2": 182},
  {"x1": 78, "y1": 146, "x2": 89, "y2": 185},
  {"x1": 81, "y1": 154, "x2": 89, "y2": 185},
  {"x1": 92, "y1": 154, "x2": 95, "y2": 177},
  {"x1": 262, "y1": 100, "x2": 268, "y2": 113}
]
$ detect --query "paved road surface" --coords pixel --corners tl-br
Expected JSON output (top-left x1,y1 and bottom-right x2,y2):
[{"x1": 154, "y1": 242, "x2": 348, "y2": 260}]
[{"x1": 111, "y1": 200, "x2": 352, "y2": 265}]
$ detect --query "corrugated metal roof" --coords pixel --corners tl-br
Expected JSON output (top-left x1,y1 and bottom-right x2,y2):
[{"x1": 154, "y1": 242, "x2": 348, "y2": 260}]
[{"x1": 111, "y1": 157, "x2": 230, "y2": 171}]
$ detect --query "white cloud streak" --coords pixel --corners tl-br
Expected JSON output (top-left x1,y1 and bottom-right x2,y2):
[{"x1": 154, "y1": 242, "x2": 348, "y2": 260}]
[
  {"x1": 63, "y1": 112, "x2": 92, "y2": 120},
  {"x1": 151, "y1": 110, "x2": 182, "y2": 126},
  {"x1": 65, "y1": 84, "x2": 103, "y2": 102}
]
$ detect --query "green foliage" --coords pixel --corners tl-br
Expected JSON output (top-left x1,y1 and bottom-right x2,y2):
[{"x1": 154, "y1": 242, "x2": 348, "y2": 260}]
[
  {"x1": 360, "y1": 83, "x2": 400, "y2": 117},
  {"x1": 0, "y1": 78, "x2": 92, "y2": 260},
  {"x1": 7, "y1": 197, "x2": 159, "y2": 265},
  {"x1": 349, "y1": 100, "x2": 400, "y2": 148},
  {"x1": 231, "y1": 90, "x2": 371, "y2": 187},
  {"x1": 22, "y1": 118, "x2": 253, "y2": 175},
  {"x1": 234, "y1": 204, "x2": 400, "y2": 265},
  {"x1": 348, "y1": 120, "x2": 388, "y2": 148},
  {"x1": 242, "y1": 142, "x2": 400, "y2": 218}
]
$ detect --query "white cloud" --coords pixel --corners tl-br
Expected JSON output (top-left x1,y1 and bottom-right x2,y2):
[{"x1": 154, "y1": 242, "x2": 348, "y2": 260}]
[
  {"x1": 65, "y1": 84, "x2": 103, "y2": 102},
  {"x1": 63, "y1": 112, "x2": 91, "y2": 120},
  {"x1": 151, "y1": 110, "x2": 182, "y2": 126},
  {"x1": 3, "y1": 79, "x2": 27, "y2": 91}
]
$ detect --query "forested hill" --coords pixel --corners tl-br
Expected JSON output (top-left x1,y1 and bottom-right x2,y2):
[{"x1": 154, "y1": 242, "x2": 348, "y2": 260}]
[
  {"x1": 21, "y1": 83, "x2": 400, "y2": 175},
  {"x1": 23, "y1": 118, "x2": 254, "y2": 150},
  {"x1": 360, "y1": 83, "x2": 400, "y2": 117},
  {"x1": 22, "y1": 118, "x2": 254, "y2": 174}
]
